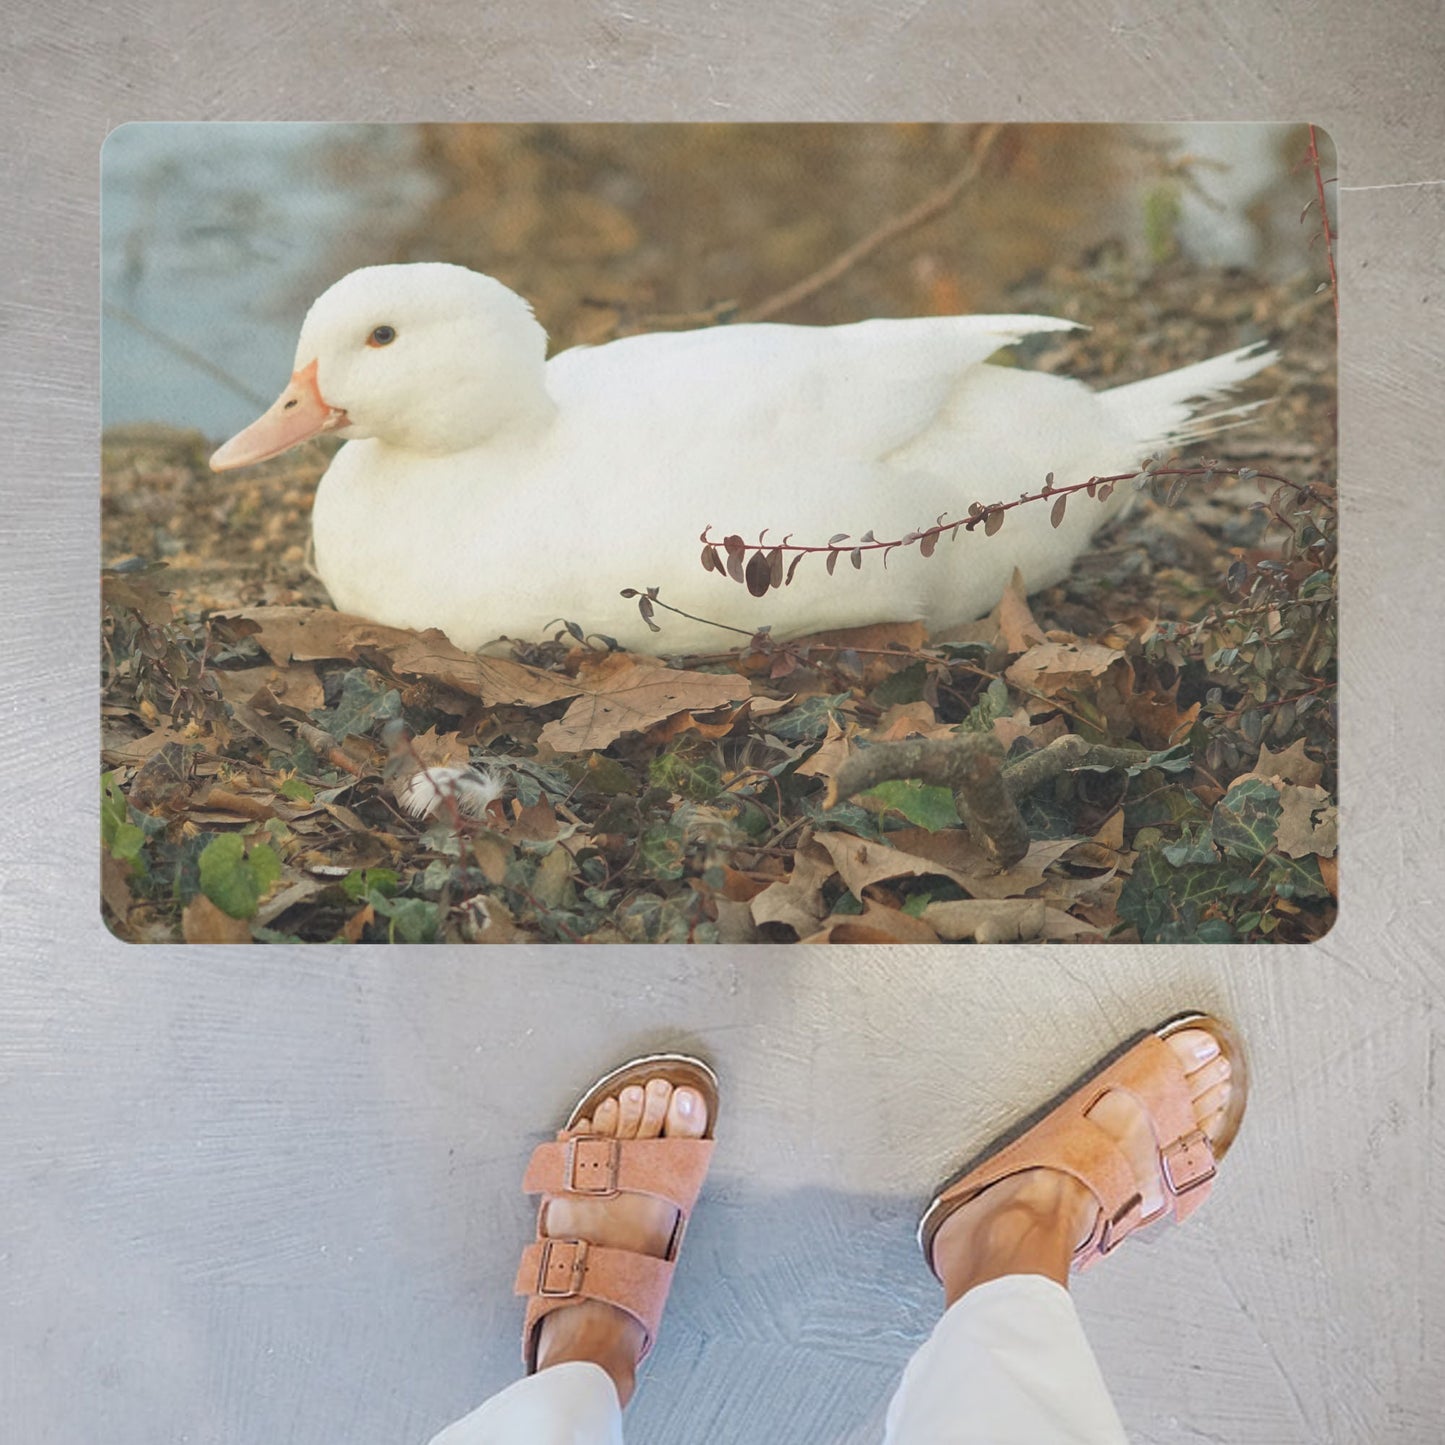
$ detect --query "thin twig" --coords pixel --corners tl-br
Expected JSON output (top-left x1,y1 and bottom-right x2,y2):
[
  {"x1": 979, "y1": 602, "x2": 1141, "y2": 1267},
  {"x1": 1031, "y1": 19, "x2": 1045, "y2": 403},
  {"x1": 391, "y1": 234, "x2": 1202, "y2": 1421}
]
[
  {"x1": 738, "y1": 124, "x2": 1004, "y2": 323},
  {"x1": 1306, "y1": 126, "x2": 1339, "y2": 325},
  {"x1": 103, "y1": 302, "x2": 272, "y2": 410}
]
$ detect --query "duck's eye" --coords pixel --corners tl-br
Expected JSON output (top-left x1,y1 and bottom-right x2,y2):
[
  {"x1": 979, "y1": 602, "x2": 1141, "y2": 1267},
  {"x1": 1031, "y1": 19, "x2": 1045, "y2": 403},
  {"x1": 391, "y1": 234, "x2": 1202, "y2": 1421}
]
[{"x1": 367, "y1": 325, "x2": 397, "y2": 348}]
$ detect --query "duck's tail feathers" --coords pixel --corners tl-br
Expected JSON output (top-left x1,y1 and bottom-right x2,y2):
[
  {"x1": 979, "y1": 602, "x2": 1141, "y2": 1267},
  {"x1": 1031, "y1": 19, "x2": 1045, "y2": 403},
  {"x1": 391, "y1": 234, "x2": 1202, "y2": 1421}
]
[{"x1": 1101, "y1": 341, "x2": 1279, "y2": 454}]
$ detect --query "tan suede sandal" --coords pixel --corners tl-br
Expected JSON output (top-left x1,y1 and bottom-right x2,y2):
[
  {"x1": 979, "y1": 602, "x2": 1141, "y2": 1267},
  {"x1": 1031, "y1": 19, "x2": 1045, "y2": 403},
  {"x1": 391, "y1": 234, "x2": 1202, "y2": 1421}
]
[
  {"x1": 514, "y1": 1052, "x2": 719, "y2": 1373},
  {"x1": 918, "y1": 1011, "x2": 1248, "y2": 1279}
]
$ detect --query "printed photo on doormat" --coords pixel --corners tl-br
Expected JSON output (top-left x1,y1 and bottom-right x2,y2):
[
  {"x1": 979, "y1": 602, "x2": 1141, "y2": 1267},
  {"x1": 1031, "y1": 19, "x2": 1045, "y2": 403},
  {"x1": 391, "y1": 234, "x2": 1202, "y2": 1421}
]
[{"x1": 101, "y1": 123, "x2": 1337, "y2": 944}]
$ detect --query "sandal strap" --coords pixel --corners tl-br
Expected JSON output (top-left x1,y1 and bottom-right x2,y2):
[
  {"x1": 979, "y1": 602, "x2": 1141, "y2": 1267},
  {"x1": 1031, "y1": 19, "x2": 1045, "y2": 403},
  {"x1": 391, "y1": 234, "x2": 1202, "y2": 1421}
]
[
  {"x1": 924, "y1": 1031, "x2": 1219, "y2": 1274},
  {"x1": 516, "y1": 1237, "x2": 677, "y2": 1370},
  {"x1": 523, "y1": 1134, "x2": 715, "y2": 1215}
]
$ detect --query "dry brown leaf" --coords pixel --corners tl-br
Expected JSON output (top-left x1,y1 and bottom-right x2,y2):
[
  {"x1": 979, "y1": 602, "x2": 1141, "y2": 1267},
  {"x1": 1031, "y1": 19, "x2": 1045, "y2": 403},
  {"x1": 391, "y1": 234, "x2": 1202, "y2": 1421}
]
[
  {"x1": 872, "y1": 701, "x2": 952, "y2": 742},
  {"x1": 922, "y1": 898, "x2": 1047, "y2": 941},
  {"x1": 1239, "y1": 737, "x2": 1325, "y2": 789},
  {"x1": 221, "y1": 606, "x2": 578, "y2": 708},
  {"x1": 101, "y1": 850, "x2": 135, "y2": 926},
  {"x1": 182, "y1": 893, "x2": 252, "y2": 943},
  {"x1": 213, "y1": 660, "x2": 325, "y2": 713},
  {"x1": 939, "y1": 569, "x2": 1046, "y2": 653},
  {"x1": 750, "y1": 836, "x2": 836, "y2": 934},
  {"x1": 800, "y1": 901, "x2": 940, "y2": 944},
  {"x1": 538, "y1": 655, "x2": 751, "y2": 752},
  {"x1": 880, "y1": 828, "x2": 1081, "y2": 899},
  {"x1": 794, "y1": 716, "x2": 854, "y2": 782},
  {"x1": 1127, "y1": 682, "x2": 1201, "y2": 749},
  {"x1": 1006, "y1": 641, "x2": 1126, "y2": 693},
  {"x1": 1275, "y1": 783, "x2": 1338, "y2": 859},
  {"x1": 404, "y1": 726, "x2": 472, "y2": 771}
]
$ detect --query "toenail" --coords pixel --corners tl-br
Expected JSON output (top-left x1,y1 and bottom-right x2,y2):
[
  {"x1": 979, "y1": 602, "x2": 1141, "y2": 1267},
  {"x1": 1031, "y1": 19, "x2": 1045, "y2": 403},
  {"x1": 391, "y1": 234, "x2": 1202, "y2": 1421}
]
[
  {"x1": 675, "y1": 1089, "x2": 696, "y2": 1118},
  {"x1": 647, "y1": 1078, "x2": 669, "y2": 1095},
  {"x1": 1188, "y1": 1033, "x2": 1221, "y2": 1062}
]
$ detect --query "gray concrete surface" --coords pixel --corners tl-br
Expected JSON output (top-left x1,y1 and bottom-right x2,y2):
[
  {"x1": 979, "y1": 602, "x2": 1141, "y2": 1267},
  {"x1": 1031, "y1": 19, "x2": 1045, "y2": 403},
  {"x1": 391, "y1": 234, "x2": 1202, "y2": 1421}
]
[{"x1": 4, "y1": 3, "x2": 1443, "y2": 1443}]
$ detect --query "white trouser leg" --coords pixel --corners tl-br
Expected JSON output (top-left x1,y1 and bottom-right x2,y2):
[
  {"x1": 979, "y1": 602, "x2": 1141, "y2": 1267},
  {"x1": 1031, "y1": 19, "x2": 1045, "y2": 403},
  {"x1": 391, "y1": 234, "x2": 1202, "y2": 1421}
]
[
  {"x1": 883, "y1": 1275, "x2": 1129, "y2": 1445},
  {"x1": 426, "y1": 1362, "x2": 625, "y2": 1445}
]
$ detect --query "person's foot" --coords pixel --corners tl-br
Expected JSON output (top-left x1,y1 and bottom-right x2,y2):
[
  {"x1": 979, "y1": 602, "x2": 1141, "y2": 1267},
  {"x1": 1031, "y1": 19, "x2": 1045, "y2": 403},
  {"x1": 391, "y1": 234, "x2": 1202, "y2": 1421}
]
[
  {"x1": 930, "y1": 1027, "x2": 1234, "y2": 1305},
  {"x1": 533, "y1": 1077, "x2": 709, "y2": 1404}
]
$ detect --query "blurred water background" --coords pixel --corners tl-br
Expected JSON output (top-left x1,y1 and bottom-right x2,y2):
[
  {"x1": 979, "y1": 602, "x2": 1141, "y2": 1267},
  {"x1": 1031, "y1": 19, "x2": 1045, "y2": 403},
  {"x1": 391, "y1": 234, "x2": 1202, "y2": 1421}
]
[{"x1": 101, "y1": 123, "x2": 1331, "y2": 440}]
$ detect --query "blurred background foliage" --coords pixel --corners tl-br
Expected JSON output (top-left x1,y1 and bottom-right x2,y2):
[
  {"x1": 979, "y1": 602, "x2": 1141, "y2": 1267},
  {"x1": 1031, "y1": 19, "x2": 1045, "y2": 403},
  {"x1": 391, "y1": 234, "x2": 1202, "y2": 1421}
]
[{"x1": 102, "y1": 122, "x2": 1331, "y2": 437}]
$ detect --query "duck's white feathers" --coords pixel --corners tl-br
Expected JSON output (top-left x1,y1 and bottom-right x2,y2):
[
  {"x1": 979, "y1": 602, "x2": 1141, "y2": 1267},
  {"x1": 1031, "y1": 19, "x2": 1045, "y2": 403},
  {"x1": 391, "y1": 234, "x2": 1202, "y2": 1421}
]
[{"x1": 289, "y1": 265, "x2": 1279, "y2": 654}]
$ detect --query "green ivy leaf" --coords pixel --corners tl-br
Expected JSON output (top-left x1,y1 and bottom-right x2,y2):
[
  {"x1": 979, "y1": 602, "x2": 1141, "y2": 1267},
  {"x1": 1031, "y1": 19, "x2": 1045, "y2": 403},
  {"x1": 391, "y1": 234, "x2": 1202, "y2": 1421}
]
[
  {"x1": 311, "y1": 668, "x2": 402, "y2": 741},
  {"x1": 197, "y1": 834, "x2": 281, "y2": 919},
  {"x1": 863, "y1": 779, "x2": 962, "y2": 832},
  {"x1": 958, "y1": 678, "x2": 1012, "y2": 734},
  {"x1": 277, "y1": 777, "x2": 315, "y2": 802},
  {"x1": 368, "y1": 892, "x2": 439, "y2": 943},
  {"x1": 342, "y1": 867, "x2": 399, "y2": 901},
  {"x1": 1211, "y1": 777, "x2": 1283, "y2": 862},
  {"x1": 639, "y1": 821, "x2": 687, "y2": 880}
]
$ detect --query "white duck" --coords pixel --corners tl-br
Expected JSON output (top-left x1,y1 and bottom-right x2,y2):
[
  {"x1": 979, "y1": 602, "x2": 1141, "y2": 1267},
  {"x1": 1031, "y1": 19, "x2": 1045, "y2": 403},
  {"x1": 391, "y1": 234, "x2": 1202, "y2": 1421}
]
[{"x1": 211, "y1": 263, "x2": 1274, "y2": 655}]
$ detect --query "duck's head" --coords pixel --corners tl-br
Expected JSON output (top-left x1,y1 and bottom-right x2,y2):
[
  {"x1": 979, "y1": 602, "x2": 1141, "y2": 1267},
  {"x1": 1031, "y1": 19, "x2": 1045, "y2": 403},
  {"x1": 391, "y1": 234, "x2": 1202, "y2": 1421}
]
[{"x1": 210, "y1": 263, "x2": 552, "y2": 470}]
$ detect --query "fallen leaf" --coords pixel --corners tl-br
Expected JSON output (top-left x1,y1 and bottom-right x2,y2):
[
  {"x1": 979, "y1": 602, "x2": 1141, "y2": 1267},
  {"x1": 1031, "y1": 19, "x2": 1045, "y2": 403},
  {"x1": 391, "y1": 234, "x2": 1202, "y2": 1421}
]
[
  {"x1": 1239, "y1": 737, "x2": 1324, "y2": 789},
  {"x1": 1006, "y1": 641, "x2": 1127, "y2": 692},
  {"x1": 538, "y1": 655, "x2": 751, "y2": 752},
  {"x1": 794, "y1": 716, "x2": 855, "y2": 783},
  {"x1": 1275, "y1": 783, "x2": 1338, "y2": 858},
  {"x1": 750, "y1": 836, "x2": 835, "y2": 934},
  {"x1": 939, "y1": 569, "x2": 1046, "y2": 652},
  {"x1": 800, "y1": 901, "x2": 941, "y2": 944},
  {"x1": 922, "y1": 898, "x2": 1047, "y2": 941},
  {"x1": 182, "y1": 893, "x2": 253, "y2": 943},
  {"x1": 221, "y1": 607, "x2": 578, "y2": 708},
  {"x1": 826, "y1": 832, "x2": 1086, "y2": 895}
]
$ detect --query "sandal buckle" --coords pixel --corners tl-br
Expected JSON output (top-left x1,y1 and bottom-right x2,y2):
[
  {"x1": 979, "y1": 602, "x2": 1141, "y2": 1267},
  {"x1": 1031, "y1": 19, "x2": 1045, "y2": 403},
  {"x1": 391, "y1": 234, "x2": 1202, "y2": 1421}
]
[
  {"x1": 566, "y1": 1136, "x2": 621, "y2": 1196},
  {"x1": 1098, "y1": 1192, "x2": 1143, "y2": 1254},
  {"x1": 1161, "y1": 1129, "x2": 1216, "y2": 1196},
  {"x1": 537, "y1": 1238, "x2": 589, "y2": 1297}
]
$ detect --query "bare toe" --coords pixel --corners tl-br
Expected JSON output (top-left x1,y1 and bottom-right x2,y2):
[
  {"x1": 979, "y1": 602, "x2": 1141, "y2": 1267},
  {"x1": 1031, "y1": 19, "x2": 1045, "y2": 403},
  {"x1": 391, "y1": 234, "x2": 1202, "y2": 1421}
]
[
  {"x1": 1166, "y1": 1028, "x2": 1220, "y2": 1070},
  {"x1": 638, "y1": 1079, "x2": 671, "y2": 1138},
  {"x1": 592, "y1": 1096, "x2": 619, "y2": 1136},
  {"x1": 617, "y1": 1085, "x2": 646, "y2": 1138},
  {"x1": 665, "y1": 1085, "x2": 708, "y2": 1139}
]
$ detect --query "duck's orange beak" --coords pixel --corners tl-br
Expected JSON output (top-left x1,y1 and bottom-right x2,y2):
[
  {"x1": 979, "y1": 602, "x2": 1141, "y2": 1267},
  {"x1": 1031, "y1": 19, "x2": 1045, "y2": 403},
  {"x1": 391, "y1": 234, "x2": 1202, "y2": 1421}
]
[{"x1": 210, "y1": 359, "x2": 350, "y2": 470}]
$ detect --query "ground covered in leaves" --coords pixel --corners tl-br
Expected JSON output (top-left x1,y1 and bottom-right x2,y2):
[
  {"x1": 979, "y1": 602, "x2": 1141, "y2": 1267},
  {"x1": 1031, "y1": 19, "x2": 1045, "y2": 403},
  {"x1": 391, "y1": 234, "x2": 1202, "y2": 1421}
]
[{"x1": 102, "y1": 244, "x2": 1337, "y2": 945}]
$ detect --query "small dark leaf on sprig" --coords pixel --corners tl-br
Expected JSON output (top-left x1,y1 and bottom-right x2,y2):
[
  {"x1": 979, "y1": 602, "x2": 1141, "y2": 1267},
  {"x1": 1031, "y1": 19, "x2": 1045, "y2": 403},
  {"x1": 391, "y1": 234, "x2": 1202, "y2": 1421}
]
[
  {"x1": 767, "y1": 546, "x2": 784, "y2": 589},
  {"x1": 638, "y1": 594, "x2": 660, "y2": 632},
  {"x1": 850, "y1": 547, "x2": 863, "y2": 570},
  {"x1": 1050, "y1": 494, "x2": 1068, "y2": 530},
  {"x1": 1042, "y1": 471, "x2": 1055, "y2": 494},
  {"x1": 1166, "y1": 475, "x2": 1190, "y2": 508},
  {"x1": 984, "y1": 509, "x2": 1005, "y2": 537},
  {"x1": 860, "y1": 530, "x2": 876, "y2": 545},
  {"x1": 620, "y1": 588, "x2": 639, "y2": 598},
  {"x1": 701, "y1": 545, "x2": 723, "y2": 574},
  {"x1": 744, "y1": 550, "x2": 772, "y2": 598},
  {"x1": 826, "y1": 550, "x2": 840, "y2": 576},
  {"x1": 920, "y1": 531, "x2": 938, "y2": 558},
  {"x1": 828, "y1": 532, "x2": 850, "y2": 546},
  {"x1": 785, "y1": 552, "x2": 806, "y2": 586},
  {"x1": 1097, "y1": 483, "x2": 1113, "y2": 503}
]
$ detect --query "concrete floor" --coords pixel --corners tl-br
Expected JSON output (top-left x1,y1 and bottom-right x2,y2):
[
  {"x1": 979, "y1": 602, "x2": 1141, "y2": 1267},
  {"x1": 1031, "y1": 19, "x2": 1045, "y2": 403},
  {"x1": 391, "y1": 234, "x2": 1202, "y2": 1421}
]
[
  {"x1": 6, "y1": 5, "x2": 1443, "y2": 1445},
  {"x1": 6, "y1": 940, "x2": 1441, "y2": 1444}
]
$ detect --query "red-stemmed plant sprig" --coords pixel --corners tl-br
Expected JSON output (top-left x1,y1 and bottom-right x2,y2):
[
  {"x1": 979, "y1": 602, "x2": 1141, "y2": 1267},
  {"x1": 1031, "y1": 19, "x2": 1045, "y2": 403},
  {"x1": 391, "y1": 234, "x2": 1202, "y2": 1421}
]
[{"x1": 698, "y1": 459, "x2": 1333, "y2": 597}]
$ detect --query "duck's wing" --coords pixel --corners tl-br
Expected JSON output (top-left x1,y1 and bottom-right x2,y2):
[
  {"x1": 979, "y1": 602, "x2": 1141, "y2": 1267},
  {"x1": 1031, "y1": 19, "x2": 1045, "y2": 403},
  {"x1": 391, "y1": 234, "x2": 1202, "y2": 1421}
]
[{"x1": 546, "y1": 314, "x2": 1082, "y2": 462}]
